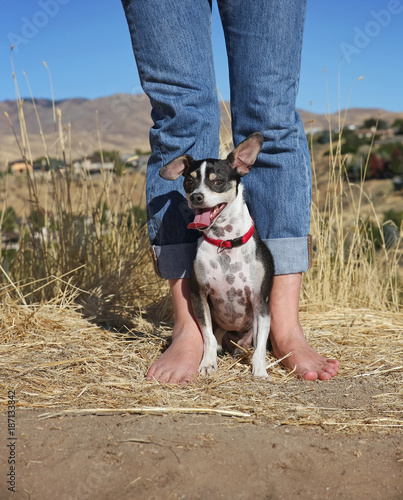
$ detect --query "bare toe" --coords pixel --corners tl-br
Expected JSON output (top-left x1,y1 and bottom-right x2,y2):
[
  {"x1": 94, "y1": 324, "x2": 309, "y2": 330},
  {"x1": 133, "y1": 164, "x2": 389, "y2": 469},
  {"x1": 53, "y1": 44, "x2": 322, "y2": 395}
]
[
  {"x1": 300, "y1": 369, "x2": 319, "y2": 381},
  {"x1": 324, "y1": 359, "x2": 340, "y2": 376}
]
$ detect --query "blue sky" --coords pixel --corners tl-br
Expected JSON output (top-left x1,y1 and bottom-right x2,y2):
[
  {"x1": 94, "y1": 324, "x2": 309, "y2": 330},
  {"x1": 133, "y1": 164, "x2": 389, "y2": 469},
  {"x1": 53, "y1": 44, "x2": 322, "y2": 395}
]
[{"x1": 1, "y1": 0, "x2": 402, "y2": 113}]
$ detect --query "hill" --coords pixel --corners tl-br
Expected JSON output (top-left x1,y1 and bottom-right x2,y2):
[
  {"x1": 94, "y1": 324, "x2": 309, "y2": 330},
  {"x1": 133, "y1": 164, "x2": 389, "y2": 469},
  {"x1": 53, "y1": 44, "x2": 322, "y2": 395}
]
[{"x1": 1, "y1": 93, "x2": 402, "y2": 165}]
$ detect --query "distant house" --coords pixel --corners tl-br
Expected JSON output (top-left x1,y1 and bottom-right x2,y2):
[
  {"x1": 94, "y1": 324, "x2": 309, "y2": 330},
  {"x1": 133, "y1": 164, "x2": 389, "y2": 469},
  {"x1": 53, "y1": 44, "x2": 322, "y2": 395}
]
[
  {"x1": 356, "y1": 127, "x2": 395, "y2": 140},
  {"x1": 72, "y1": 158, "x2": 114, "y2": 175},
  {"x1": 10, "y1": 161, "x2": 33, "y2": 175}
]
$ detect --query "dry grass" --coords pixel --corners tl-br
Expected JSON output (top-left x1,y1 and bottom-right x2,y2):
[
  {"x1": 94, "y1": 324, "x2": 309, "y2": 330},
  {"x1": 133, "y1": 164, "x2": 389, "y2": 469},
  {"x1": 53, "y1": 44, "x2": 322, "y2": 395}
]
[
  {"x1": 1, "y1": 299, "x2": 402, "y2": 432},
  {"x1": 302, "y1": 112, "x2": 403, "y2": 312},
  {"x1": 0, "y1": 64, "x2": 402, "y2": 433},
  {"x1": 0, "y1": 169, "x2": 147, "y2": 218}
]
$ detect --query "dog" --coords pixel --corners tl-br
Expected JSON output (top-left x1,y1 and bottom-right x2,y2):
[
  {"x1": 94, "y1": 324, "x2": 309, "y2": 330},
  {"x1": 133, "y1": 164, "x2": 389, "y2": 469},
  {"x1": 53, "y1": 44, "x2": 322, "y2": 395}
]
[{"x1": 159, "y1": 132, "x2": 275, "y2": 378}]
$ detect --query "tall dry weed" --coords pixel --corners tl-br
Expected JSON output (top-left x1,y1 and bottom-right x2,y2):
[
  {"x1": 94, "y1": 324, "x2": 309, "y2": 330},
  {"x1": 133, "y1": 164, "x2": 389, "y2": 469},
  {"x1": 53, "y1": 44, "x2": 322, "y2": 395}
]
[
  {"x1": 1, "y1": 59, "x2": 401, "y2": 326},
  {"x1": 302, "y1": 112, "x2": 402, "y2": 312},
  {"x1": 1, "y1": 55, "x2": 168, "y2": 326}
]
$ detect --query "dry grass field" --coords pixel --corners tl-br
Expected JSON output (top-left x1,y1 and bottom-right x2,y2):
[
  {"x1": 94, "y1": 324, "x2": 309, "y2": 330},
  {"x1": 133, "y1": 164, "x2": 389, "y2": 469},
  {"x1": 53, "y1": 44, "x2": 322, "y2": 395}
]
[{"x1": 0, "y1": 88, "x2": 402, "y2": 499}]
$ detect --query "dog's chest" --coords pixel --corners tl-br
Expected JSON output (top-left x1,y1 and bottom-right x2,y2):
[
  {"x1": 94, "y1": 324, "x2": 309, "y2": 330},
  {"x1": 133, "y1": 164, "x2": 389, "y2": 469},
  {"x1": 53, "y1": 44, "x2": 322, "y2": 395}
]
[{"x1": 194, "y1": 238, "x2": 263, "y2": 330}]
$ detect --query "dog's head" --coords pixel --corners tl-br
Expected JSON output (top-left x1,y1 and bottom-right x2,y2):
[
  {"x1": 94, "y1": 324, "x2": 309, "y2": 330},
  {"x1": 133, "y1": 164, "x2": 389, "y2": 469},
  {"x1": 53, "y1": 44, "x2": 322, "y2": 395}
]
[{"x1": 159, "y1": 132, "x2": 263, "y2": 230}]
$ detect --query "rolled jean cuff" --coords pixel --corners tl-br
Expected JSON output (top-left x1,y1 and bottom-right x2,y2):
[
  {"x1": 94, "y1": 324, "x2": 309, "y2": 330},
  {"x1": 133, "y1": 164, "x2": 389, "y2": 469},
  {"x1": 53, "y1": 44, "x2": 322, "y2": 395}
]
[
  {"x1": 264, "y1": 235, "x2": 312, "y2": 275},
  {"x1": 150, "y1": 235, "x2": 312, "y2": 280},
  {"x1": 150, "y1": 242, "x2": 197, "y2": 279}
]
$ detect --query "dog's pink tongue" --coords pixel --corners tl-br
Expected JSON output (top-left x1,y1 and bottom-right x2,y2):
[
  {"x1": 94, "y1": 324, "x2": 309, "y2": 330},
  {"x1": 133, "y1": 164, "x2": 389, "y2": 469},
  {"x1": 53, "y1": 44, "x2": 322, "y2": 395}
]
[{"x1": 187, "y1": 209, "x2": 212, "y2": 230}]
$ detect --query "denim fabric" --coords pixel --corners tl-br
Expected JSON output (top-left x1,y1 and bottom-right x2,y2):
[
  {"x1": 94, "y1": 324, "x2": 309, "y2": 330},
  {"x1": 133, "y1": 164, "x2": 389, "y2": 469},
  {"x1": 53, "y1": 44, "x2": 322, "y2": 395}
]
[
  {"x1": 121, "y1": 0, "x2": 220, "y2": 250},
  {"x1": 122, "y1": 0, "x2": 311, "y2": 279}
]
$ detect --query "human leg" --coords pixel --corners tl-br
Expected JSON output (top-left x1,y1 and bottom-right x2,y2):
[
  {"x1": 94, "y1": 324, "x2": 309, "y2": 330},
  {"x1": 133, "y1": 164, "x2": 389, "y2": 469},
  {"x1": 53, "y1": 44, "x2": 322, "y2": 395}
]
[
  {"x1": 121, "y1": 0, "x2": 221, "y2": 279},
  {"x1": 146, "y1": 279, "x2": 204, "y2": 384},
  {"x1": 218, "y1": 0, "x2": 311, "y2": 259},
  {"x1": 269, "y1": 274, "x2": 339, "y2": 380},
  {"x1": 121, "y1": 0, "x2": 218, "y2": 383},
  {"x1": 218, "y1": 0, "x2": 339, "y2": 379}
]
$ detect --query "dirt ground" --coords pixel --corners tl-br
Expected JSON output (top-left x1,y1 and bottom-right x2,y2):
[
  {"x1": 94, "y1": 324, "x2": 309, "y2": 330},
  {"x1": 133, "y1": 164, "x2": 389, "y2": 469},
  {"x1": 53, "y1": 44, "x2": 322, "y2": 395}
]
[
  {"x1": 1, "y1": 305, "x2": 402, "y2": 500},
  {"x1": 1, "y1": 409, "x2": 402, "y2": 500}
]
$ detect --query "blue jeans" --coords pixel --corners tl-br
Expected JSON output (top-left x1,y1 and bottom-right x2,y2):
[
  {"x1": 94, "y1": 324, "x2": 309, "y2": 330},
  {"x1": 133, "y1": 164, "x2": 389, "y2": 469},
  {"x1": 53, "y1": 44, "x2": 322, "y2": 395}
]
[{"x1": 122, "y1": 0, "x2": 312, "y2": 278}]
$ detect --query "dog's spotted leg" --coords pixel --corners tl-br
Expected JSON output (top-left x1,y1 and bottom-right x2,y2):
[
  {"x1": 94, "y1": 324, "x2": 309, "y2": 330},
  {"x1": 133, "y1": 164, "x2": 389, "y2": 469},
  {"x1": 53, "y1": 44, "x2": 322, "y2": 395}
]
[
  {"x1": 199, "y1": 332, "x2": 218, "y2": 377},
  {"x1": 251, "y1": 312, "x2": 271, "y2": 378},
  {"x1": 198, "y1": 306, "x2": 218, "y2": 377},
  {"x1": 190, "y1": 279, "x2": 218, "y2": 377}
]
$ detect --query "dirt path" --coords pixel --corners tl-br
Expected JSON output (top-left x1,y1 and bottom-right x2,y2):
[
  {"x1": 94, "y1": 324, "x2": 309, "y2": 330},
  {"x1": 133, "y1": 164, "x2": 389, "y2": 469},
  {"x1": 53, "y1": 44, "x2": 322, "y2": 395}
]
[{"x1": 1, "y1": 410, "x2": 402, "y2": 500}]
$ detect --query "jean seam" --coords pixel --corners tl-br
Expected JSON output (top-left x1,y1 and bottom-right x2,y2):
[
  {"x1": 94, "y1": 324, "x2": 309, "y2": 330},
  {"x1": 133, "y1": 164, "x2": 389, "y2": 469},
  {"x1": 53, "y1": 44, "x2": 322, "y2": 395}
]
[{"x1": 149, "y1": 245, "x2": 162, "y2": 278}]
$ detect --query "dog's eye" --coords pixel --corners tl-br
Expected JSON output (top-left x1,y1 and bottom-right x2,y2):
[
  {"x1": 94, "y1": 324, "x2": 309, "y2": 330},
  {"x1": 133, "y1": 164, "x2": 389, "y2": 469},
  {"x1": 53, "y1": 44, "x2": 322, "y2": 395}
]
[
  {"x1": 213, "y1": 179, "x2": 224, "y2": 187},
  {"x1": 184, "y1": 179, "x2": 193, "y2": 189}
]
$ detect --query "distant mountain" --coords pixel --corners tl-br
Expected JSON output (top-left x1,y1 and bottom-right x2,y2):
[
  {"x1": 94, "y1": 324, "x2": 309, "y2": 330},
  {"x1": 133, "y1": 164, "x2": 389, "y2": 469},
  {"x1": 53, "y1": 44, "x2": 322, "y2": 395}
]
[
  {"x1": 1, "y1": 93, "x2": 402, "y2": 164},
  {"x1": 0, "y1": 94, "x2": 153, "y2": 164}
]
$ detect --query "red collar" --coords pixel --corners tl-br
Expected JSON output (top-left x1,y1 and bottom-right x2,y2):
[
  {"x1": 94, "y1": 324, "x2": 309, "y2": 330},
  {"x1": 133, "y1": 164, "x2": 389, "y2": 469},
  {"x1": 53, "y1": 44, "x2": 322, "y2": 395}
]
[{"x1": 203, "y1": 220, "x2": 255, "y2": 249}]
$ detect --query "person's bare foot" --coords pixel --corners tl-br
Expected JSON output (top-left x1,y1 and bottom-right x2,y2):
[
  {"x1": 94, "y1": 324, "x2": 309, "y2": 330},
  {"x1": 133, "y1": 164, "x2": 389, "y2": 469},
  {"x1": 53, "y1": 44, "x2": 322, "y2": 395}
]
[
  {"x1": 269, "y1": 274, "x2": 339, "y2": 381},
  {"x1": 146, "y1": 279, "x2": 204, "y2": 384},
  {"x1": 146, "y1": 274, "x2": 339, "y2": 383}
]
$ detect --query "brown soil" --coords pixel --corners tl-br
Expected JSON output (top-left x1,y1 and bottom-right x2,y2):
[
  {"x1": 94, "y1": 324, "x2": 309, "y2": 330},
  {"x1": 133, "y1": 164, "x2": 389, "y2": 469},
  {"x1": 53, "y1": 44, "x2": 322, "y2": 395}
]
[{"x1": 1, "y1": 410, "x2": 402, "y2": 500}]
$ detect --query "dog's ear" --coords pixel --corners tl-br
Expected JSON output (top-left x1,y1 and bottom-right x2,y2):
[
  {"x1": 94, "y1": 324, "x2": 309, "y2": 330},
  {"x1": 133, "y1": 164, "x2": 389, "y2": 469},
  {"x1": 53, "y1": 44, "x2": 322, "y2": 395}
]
[
  {"x1": 159, "y1": 154, "x2": 194, "y2": 180},
  {"x1": 227, "y1": 132, "x2": 263, "y2": 176}
]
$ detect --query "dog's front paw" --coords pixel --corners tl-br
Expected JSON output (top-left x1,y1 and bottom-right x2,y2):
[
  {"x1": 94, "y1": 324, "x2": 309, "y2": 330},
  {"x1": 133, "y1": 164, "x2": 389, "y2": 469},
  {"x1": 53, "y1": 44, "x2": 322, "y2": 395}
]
[
  {"x1": 251, "y1": 364, "x2": 269, "y2": 379},
  {"x1": 198, "y1": 357, "x2": 218, "y2": 378}
]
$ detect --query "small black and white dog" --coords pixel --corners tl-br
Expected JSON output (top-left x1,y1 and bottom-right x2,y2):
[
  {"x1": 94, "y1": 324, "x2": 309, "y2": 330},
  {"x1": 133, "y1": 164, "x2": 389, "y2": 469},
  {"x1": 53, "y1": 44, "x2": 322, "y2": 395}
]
[{"x1": 160, "y1": 133, "x2": 274, "y2": 377}]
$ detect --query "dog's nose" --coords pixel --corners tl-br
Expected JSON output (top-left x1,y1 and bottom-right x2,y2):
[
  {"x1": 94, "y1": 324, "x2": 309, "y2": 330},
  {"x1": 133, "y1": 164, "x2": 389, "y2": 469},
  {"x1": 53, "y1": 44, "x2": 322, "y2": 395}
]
[{"x1": 190, "y1": 192, "x2": 204, "y2": 205}]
